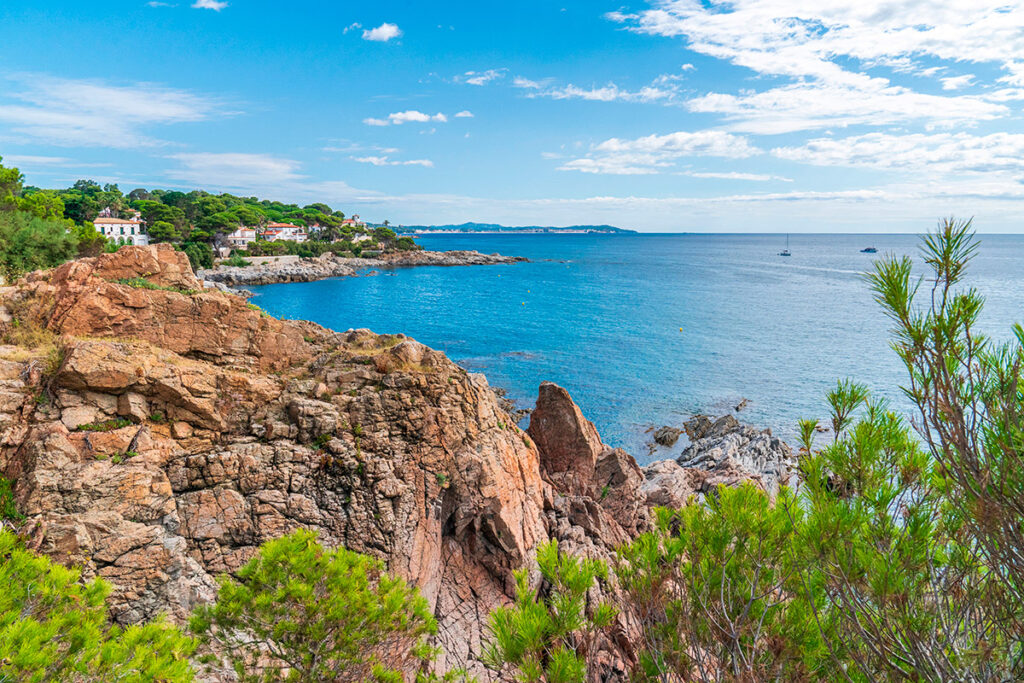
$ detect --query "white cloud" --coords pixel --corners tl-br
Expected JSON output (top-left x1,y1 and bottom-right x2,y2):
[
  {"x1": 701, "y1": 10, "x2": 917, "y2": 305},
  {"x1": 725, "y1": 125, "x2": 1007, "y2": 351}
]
[
  {"x1": 362, "y1": 23, "x2": 402, "y2": 42},
  {"x1": 352, "y1": 156, "x2": 434, "y2": 168},
  {"x1": 686, "y1": 80, "x2": 1005, "y2": 134},
  {"x1": 343, "y1": 22, "x2": 362, "y2": 34},
  {"x1": 512, "y1": 68, "x2": 692, "y2": 104},
  {"x1": 454, "y1": 110, "x2": 474, "y2": 118},
  {"x1": 191, "y1": 0, "x2": 227, "y2": 10},
  {"x1": 774, "y1": 132, "x2": 1024, "y2": 176},
  {"x1": 0, "y1": 74, "x2": 223, "y2": 148},
  {"x1": 458, "y1": 69, "x2": 506, "y2": 86},
  {"x1": 365, "y1": 110, "x2": 448, "y2": 126},
  {"x1": 942, "y1": 74, "x2": 976, "y2": 90},
  {"x1": 559, "y1": 130, "x2": 761, "y2": 175},
  {"x1": 167, "y1": 153, "x2": 303, "y2": 187},
  {"x1": 608, "y1": 1, "x2": 1024, "y2": 132},
  {"x1": 685, "y1": 171, "x2": 793, "y2": 182}
]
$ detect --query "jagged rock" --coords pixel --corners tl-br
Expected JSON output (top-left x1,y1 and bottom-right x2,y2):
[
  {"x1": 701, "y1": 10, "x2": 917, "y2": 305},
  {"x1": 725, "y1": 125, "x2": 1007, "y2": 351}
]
[
  {"x1": 676, "y1": 416, "x2": 795, "y2": 497},
  {"x1": 528, "y1": 381, "x2": 604, "y2": 493},
  {"x1": 652, "y1": 426, "x2": 683, "y2": 447}
]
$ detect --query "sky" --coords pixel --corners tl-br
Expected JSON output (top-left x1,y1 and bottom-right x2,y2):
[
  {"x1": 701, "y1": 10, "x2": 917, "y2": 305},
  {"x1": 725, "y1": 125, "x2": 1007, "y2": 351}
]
[{"x1": 4, "y1": 1, "x2": 1024, "y2": 232}]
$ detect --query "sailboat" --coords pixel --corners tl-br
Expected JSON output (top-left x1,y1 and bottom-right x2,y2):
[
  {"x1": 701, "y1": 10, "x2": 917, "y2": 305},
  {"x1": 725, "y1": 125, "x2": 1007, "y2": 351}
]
[{"x1": 779, "y1": 234, "x2": 791, "y2": 257}]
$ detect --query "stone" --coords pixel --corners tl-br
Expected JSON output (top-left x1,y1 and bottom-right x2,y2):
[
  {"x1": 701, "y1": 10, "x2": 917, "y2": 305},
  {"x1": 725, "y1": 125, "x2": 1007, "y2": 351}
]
[
  {"x1": 117, "y1": 392, "x2": 149, "y2": 423},
  {"x1": 652, "y1": 426, "x2": 683, "y2": 447},
  {"x1": 527, "y1": 381, "x2": 604, "y2": 492}
]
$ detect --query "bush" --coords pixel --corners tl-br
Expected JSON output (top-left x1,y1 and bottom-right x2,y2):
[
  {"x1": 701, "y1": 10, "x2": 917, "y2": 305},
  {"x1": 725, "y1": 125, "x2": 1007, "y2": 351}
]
[
  {"x1": 0, "y1": 530, "x2": 196, "y2": 681},
  {"x1": 180, "y1": 241, "x2": 213, "y2": 270},
  {"x1": 482, "y1": 540, "x2": 617, "y2": 683},
  {"x1": 613, "y1": 221, "x2": 1024, "y2": 682},
  {"x1": 0, "y1": 210, "x2": 78, "y2": 281},
  {"x1": 190, "y1": 529, "x2": 446, "y2": 682},
  {"x1": 222, "y1": 253, "x2": 251, "y2": 267}
]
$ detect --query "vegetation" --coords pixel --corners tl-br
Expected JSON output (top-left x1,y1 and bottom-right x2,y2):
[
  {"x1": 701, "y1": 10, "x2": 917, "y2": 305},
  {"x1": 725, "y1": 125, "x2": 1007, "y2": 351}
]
[
  {"x1": 76, "y1": 417, "x2": 132, "y2": 432},
  {"x1": 190, "y1": 529, "x2": 448, "y2": 683},
  {"x1": 482, "y1": 540, "x2": 617, "y2": 683},
  {"x1": 0, "y1": 530, "x2": 196, "y2": 681},
  {"x1": 0, "y1": 477, "x2": 23, "y2": 522},
  {"x1": 613, "y1": 220, "x2": 1024, "y2": 682},
  {"x1": 111, "y1": 276, "x2": 197, "y2": 295},
  {"x1": 0, "y1": 154, "x2": 414, "y2": 281}
]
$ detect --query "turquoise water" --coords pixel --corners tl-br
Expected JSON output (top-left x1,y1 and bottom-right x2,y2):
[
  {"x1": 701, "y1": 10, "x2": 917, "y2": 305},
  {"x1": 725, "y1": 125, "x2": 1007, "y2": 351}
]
[{"x1": 248, "y1": 233, "x2": 1024, "y2": 463}]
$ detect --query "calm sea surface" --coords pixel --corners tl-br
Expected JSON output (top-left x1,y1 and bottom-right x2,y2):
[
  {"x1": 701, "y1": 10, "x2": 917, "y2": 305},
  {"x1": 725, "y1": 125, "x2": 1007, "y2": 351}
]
[{"x1": 248, "y1": 233, "x2": 1024, "y2": 463}]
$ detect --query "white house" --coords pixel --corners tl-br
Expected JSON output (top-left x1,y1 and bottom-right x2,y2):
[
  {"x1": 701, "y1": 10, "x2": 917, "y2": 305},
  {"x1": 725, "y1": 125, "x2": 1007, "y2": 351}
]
[
  {"x1": 340, "y1": 214, "x2": 366, "y2": 229},
  {"x1": 93, "y1": 217, "x2": 149, "y2": 246},
  {"x1": 260, "y1": 223, "x2": 308, "y2": 243},
  {"x1": 226, "y1": 227, "x2": 258, "y2": 248}
]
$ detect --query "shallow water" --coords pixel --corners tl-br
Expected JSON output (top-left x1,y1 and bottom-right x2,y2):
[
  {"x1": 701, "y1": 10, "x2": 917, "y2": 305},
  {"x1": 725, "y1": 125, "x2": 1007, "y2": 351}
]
[{"x1": 248, "y1": 233, "x2": 1024, "y2": 463}]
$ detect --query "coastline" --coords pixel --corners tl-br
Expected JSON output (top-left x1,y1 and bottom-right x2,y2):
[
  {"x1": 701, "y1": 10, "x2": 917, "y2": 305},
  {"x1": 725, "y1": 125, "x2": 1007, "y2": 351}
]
[{"x1": 198, "y1": 249, "x2": 527, "y2": 287}]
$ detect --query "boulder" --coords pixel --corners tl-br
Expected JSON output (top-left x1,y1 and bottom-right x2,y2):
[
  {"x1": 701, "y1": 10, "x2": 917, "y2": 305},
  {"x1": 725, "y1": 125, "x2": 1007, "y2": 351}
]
[{"x1": 527, "y1": 381, "x2": 603, "y2": 492}]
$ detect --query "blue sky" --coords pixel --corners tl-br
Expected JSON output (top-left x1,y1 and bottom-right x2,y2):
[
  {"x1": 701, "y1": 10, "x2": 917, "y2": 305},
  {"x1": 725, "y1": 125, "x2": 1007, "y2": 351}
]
[{"x1": 3, "y1": 1, "x2": 1024, "y2": 231}]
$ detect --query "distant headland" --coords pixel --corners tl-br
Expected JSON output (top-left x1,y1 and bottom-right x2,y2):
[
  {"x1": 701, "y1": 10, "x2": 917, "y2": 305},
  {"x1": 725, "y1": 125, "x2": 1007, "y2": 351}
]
[{"x1": 401, "y1": 221, "x2": 636, "y2": 234}]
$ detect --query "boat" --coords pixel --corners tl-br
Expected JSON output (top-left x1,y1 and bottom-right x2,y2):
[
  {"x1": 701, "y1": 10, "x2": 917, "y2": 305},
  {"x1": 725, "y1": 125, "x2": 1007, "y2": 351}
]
[
  {"x1": 779, "y1": 234, "x2": 791, "y2": 257},
  {"x1": 860, "y1": 246, "x2": 877, "y2": 253}
]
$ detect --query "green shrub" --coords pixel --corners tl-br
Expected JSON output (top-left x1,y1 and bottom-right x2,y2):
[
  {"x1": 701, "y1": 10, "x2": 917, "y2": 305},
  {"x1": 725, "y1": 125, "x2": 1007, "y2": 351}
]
[
  {"x1": 222, "y1": 253, "x2": 251, "y2": 267},
  {"x1": 0, "y1": 477, "x2": 23, "y2": 522},
  {"x1": 76, "y1": 418, "x2": 131, "y2": 432},
  {"x1": 0, "y1": 530, "x2": 196, "y2": 681},
  {"x1": 482, "y1": 540, "x2": 616, "y2": 683},
  {"x1": 110, "y1": 277, "x2": 197, "y2": 295},
  {"x1": 190, "y1": 529, "x2": 446, "y2": 682}
]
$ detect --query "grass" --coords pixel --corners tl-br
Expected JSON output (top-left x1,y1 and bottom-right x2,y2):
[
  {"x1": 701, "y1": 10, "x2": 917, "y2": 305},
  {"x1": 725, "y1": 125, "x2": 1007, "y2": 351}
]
[
  {"x1": 600, "y1": 485, "x2": 610, "y2": 501},
  {"x1": 110, "y1": 277, "x2": 198, "y2": 295},
  {"x1": 149, "y1": 411, "x2": 165, "y2": 423},
  {"x1": 435, "y1": 473, "x2": 450, "y2": 488},
  {"x1": 76, "y1": 418, "x2": 131, "y2": 433},
  {"x1": 0, "y1": 477, "x2": 23, "y2": 522}
]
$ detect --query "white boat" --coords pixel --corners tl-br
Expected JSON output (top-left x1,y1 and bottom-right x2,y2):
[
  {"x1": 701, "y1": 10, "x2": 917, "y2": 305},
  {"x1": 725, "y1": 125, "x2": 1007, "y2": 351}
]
[{"x1": 779, "y1": 234, "x2": 791, "y2": 257}]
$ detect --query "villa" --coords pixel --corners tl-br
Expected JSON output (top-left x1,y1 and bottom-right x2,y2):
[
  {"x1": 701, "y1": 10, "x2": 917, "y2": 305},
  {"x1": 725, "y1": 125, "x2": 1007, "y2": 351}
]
[
  {"x1": 260, "y1": 223, "x2": 309, "y2": 243},
  {"x1": 340, "y1": 214, "x2": 365, "y2": 229},
  {"x1": 226, "y1": 226, "x2": 258, "y2": 248},
  {"x1": 93, "y1": 216, "x2": 149, "y2": 246}
]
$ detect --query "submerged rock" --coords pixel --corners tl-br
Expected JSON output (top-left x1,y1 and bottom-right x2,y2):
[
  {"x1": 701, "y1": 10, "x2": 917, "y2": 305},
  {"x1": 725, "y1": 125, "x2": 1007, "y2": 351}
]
[{"x1": 652, "y1": 425, "x2": 683, "y2": 447}]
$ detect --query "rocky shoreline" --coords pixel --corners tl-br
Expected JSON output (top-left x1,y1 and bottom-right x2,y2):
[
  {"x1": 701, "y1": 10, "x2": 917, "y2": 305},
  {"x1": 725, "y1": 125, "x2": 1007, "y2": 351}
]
[
  {"x1": 0, "y1": 244, "x2": 794, "y2": 681},
  {"x1": 198, "y1": 249, "x2": 527, "y2": 287}
]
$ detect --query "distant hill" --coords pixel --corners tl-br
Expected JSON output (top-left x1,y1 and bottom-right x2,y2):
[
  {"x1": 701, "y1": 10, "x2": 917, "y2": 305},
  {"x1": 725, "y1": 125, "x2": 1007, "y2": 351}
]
[{"x1": 399, "y1": 222, "x2": 635, "y2": 234}]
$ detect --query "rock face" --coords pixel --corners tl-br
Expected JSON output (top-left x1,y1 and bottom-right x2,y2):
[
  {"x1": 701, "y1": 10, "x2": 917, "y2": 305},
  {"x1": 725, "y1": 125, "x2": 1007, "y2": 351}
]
[
  {"x1": 0, "y1": 246, "x2": 632, "y2": 681},
  {"x1": 200, "y1": 249, "x2": 526, "y2": 287},
  {"x1": 0, "y1": 245, "x2": 792, "y2": 681},
  {"x1": 641, "y1": 415, "x2": 796, "y2": 508}
]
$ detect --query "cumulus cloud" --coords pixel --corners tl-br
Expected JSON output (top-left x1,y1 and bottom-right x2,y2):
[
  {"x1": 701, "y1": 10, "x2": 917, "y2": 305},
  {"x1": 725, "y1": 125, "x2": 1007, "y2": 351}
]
[
  {"x1": 942, "y1": 74, "x2": 976, "y2": 90},
  {"x1": 365, "y1": 110, "x2": 448, "y2": 126},
  {"x1": 454, "y1": 110, "x2": 474, "y2": 118},
  {"x1": 608, "y1": 1, "x2": 1024, "y2": 132},
  {"x1": 191, "y1": 0, "x2": 227, "y2": 10},
  {"x1": 0, "y1": 74, "x2": 223, "y2": 148},
  {"x1": 559, "y1": 130, "x2": 761, "y2": 175},
  {"x1": 362, "y1": 23, "x2": 402, "y2": 42}
]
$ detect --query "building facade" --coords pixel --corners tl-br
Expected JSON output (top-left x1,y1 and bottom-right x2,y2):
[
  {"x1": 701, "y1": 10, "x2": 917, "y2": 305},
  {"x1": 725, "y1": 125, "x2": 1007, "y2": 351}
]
[
  {"x1": 93, "y1": 217, "x2": 149, "y2": 246},
  {"x1": 225, "y1": 227, "x2": 258, "y2": 248},
  {"x1": 260, "y1": 223, "x2": 309, "y2": 242}
]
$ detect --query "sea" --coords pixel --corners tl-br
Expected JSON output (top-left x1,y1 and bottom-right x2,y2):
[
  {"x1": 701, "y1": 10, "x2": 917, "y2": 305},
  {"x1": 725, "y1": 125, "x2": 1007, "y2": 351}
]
[{"x1": 247, "y1": 233, "x2": 1024, "y2": 464}]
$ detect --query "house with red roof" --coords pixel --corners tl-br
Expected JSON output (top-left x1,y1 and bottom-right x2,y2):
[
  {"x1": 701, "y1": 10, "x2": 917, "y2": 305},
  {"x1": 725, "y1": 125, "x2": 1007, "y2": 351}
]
[{"x1": 260, "y1": 223, "x2": 308, "y2": 243}]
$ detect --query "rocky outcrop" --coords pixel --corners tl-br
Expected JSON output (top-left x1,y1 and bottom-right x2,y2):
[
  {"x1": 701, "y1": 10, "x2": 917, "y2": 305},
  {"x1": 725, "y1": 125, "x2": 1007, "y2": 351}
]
[
  {"x1": 640, "y1": 415, "x2": 796, "y2": 507},
  {"x1": 0, "y1": 245, "x2": 792, "y2": 681},
  {"x1": 200, "y1": 249, "x2": 526, "y2": 287},
  {"x1": 0, "y1": 246, "x2": 627, "y2": 681}
]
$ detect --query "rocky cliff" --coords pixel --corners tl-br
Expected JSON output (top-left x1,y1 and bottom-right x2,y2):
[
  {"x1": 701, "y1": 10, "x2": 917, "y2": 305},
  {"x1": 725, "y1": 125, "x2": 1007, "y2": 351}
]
[{"x1": 0, "y1": 245, "x2": 792, "y2": 680}]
